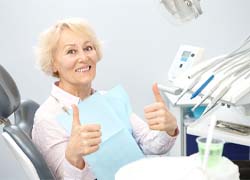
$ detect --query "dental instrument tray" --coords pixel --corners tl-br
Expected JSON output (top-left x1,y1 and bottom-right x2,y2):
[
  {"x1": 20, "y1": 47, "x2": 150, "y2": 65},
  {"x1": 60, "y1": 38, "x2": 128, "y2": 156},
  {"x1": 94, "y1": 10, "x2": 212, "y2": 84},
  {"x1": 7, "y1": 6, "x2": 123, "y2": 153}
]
[{"x1": 215, "y1": 120, "x2": 250, "y2": 136}]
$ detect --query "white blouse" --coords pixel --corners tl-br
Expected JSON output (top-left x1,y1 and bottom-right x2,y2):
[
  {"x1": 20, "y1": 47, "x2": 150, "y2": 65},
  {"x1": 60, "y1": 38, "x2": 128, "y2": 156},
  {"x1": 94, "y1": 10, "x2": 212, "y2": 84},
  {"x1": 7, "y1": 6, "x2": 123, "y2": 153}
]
[{"x1": 32, "y1": 83, "x2": 177, "y2": 180}]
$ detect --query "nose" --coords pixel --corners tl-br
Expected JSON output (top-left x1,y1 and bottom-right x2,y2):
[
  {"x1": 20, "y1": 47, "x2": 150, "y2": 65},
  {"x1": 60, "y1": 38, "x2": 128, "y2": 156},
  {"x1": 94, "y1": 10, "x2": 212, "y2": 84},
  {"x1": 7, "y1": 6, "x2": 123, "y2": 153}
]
[{"x1": 78, "y1": 50, "x2": 88, "y2": 62}]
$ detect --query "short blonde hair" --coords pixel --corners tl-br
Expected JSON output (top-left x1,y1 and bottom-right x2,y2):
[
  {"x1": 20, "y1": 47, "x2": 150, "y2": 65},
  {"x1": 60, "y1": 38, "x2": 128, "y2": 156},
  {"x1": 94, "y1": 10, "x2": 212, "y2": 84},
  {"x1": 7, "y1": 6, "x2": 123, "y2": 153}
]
[{"x1": 36, "y1": 18, "x2": 102, "y2": 77}]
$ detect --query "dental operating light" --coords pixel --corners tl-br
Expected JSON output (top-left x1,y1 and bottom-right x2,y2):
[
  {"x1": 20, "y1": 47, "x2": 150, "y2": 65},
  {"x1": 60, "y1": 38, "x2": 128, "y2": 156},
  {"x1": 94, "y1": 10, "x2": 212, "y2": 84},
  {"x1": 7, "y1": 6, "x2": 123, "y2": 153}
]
[{"x1": 160, "y1": 0, "x2": 202, "y2": 23}]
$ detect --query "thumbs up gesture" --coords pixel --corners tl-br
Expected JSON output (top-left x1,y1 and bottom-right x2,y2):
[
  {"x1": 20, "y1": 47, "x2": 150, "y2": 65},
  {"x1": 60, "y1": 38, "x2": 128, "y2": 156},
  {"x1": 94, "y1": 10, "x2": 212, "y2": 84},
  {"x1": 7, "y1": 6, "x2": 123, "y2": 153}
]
[
  {"x1": 65, "y1": 105, "x2": 101, "y2": 169},
  {"x1": 144, "y1": 83, "x2": 178, "y2": 136}
]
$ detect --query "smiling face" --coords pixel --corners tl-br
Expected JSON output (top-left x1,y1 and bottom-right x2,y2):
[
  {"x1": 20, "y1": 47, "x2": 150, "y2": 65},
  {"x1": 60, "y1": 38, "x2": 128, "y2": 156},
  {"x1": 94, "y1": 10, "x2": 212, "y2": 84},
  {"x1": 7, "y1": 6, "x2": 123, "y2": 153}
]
[{"x1": 53, "y1": 28, "x2": 98, "y2": 94}]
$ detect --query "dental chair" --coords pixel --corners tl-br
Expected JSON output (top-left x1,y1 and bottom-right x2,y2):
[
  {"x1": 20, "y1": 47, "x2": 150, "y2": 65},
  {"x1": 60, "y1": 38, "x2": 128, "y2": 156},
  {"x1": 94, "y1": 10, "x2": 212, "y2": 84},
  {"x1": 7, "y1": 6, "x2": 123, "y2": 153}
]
[{"x1": 0, "y1": 65, "x2": 55, "y2": 180}]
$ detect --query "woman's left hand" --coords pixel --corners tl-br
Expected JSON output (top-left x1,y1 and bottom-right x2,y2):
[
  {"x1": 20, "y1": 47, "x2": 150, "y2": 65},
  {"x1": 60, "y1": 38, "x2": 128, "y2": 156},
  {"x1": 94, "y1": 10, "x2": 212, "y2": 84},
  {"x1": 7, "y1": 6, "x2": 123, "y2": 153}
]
[{"x1": 144, "y1": 83, "x2": 178, "y2": 136}]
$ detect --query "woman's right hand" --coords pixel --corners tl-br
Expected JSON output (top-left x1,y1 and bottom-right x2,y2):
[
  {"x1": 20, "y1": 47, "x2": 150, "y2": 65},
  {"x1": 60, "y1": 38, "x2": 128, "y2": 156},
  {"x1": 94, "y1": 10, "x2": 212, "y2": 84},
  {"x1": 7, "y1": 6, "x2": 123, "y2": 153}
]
[{"x1": 65, "y1": 104, "x2": 102, "y2": 169}]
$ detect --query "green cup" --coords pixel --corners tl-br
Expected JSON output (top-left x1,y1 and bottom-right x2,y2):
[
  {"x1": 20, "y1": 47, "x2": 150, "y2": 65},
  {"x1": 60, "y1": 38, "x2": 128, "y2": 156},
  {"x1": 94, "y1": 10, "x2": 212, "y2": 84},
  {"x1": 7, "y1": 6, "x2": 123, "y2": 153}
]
[{"x1": 196, "y1": 137, "x2": 225, "y2": 168}]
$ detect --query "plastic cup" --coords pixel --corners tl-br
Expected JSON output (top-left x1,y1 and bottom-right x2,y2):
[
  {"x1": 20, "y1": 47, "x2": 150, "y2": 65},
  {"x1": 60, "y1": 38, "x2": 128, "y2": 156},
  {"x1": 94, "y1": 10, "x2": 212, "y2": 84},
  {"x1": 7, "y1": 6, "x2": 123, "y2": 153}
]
[{"x1": 196, "y1": 137, "x2": 225, "y2": 168}]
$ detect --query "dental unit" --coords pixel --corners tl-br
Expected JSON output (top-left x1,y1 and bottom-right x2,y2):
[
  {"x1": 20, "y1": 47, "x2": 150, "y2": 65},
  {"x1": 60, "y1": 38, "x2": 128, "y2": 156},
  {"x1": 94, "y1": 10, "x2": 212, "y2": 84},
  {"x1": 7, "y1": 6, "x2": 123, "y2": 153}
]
[{"x1": 160, "y1": 35, "x2": 250, "y2": 135}]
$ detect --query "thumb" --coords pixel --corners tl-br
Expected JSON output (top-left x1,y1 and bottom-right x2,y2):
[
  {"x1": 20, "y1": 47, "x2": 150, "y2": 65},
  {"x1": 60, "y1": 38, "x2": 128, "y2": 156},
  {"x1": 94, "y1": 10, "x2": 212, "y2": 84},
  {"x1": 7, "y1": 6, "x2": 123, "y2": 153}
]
[
  {"x1": 71, "y1": 104, "x2": 81, "y2": 128},
  {"x1": 152, "y1": 83, "x2": 164, "y2": 102}
]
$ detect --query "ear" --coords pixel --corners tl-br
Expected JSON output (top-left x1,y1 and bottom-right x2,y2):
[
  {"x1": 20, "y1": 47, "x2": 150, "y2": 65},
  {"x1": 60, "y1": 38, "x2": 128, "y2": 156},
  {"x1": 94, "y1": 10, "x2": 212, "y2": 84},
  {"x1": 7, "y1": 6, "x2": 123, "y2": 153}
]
[{"x1": 52, "y1": 61, "x2": 58, "y2": 73}]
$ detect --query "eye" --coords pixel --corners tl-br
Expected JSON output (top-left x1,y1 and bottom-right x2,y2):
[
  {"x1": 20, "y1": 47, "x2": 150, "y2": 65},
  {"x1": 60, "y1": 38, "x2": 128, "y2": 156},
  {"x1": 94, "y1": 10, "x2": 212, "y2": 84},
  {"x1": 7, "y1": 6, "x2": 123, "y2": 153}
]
[
  {"x1": 83, "y1": 45, "x2": 94, "y2": 52},
  {"x1": 67, "y1": 49, "x2": 77, "y2": 54}
]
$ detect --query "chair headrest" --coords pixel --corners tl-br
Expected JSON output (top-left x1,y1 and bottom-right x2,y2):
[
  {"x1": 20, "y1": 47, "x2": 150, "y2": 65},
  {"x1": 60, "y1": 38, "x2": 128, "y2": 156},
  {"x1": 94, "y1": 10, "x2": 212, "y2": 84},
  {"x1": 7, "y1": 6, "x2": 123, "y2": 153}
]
[
  {"x1": 0, "y1": 65, "x2": 20, "y2": 119},
  {"x1": 15, "y1": 99, "x2": 39, "y2": 138}
]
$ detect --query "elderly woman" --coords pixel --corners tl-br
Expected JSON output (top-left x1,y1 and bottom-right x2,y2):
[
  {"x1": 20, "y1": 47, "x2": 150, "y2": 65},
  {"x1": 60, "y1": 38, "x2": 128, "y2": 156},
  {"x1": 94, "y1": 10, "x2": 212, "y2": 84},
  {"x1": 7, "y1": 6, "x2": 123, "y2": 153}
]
[{"x1": 32, "y1": 18, "x2": 178, "y2": 180}]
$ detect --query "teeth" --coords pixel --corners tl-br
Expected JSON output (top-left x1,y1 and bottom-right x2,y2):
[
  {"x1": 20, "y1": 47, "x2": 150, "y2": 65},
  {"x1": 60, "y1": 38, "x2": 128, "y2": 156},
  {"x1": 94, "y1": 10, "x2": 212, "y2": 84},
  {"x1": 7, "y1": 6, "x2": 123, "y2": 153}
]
[{"x1": 75, "y1": 66, "x2": 90, "y2": 72}]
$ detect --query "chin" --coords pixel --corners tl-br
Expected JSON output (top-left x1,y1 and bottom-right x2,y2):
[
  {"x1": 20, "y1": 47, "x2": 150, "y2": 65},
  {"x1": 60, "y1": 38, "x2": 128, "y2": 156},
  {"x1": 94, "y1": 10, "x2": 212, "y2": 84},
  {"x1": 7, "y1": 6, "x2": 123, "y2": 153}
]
[{"x1": 79, "y1": 77, "x2": 94, "y2": 85}]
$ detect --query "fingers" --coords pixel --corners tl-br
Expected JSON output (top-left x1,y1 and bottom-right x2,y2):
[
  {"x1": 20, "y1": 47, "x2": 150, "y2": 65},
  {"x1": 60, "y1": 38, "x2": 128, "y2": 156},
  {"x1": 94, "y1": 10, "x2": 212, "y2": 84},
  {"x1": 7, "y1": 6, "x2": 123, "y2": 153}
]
[
  {"x1": 83, "y1": 137, "x2": 102, "y2": 146},
  {"x1": 71, "y1": 104, "x2": 101, "y2": 132},
  {"x1": 82, "y1": 145, "x2": 100, "y2": 155},
  {"x1": 146, "y1": 115, "x2": 166, "y2": 126},
  {"x1": 67, "y1": 105, "x2": 103, "y2": 157},
  {"x1": 80, "y1": 125, "x2": 101, "y2": 146},
  {"x1": 81, "y1": 131, "x2": 101, "y2": 139},
  {"x1": 144, "y1": 109, "x2": 166, "y2": 119},
  {"x1": 81, "y1": 125, "x2": 101, "y2": 144},
  {"x1": 78, "y1": 126, "x2": 102, "y2": 155},
  {"x1": 144, "y1": 101, "x2": 170, "y2": 122},
  {"x1": 147, "y1": 117, "x2": 171, "y2": 131},
  {"x1": 145, "y1": 105, "x2": 167, "y2": 130},
  {"x1": 144, "y1": 102, "x2": 166, "y2": 113},
  {"x1": 144, "y1": 99, "x2": 177, "y2": 132},
  {"x1": 152, "y1": 83, "x2": 164, "y2": 103},
  {"x1": 81, "y1": 124, "x2": 101, "y2": 132},
  {"x1": 80, "y1": 131, "x2": 102, "y2": 155},
  {"x1": 71, "y1": 104, "x2": 81, "y2": 127}
]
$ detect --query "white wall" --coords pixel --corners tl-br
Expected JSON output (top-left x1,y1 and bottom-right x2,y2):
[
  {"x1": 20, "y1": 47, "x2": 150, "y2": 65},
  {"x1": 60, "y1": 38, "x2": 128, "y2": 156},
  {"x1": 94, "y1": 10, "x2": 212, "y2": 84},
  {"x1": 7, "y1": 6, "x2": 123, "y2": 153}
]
[{"x1": 0, "y1": 0, "x2": 250, "y2": 178}]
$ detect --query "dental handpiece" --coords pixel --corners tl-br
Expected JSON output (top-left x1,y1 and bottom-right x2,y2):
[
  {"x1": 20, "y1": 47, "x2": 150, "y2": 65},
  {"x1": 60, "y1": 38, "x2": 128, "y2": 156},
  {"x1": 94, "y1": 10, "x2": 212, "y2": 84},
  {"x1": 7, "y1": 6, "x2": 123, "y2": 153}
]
[
  {"x1": 201, "y1": 68, "x2": 250, "y2": 116},
  {"x1": 191, "y1": 62, "x2": 248, "y2": 102},
  {"x1": 191, "y1": 75, "x2": 225, "y2": 112},
  {"x1": 192, "y1": 65, "x2": 250, "y2": 112},
  {"x1": 201, "y1": 86, "x2": 230, "y2": 116},
  {"x1": 174, "y1": 77, "x2": 200, "y2": 105}
]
